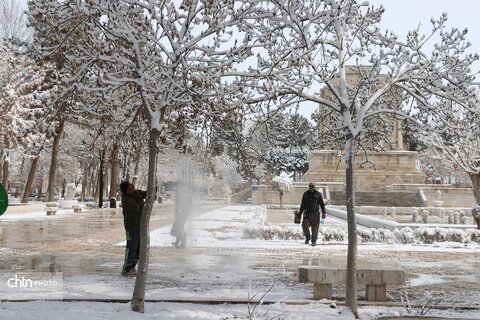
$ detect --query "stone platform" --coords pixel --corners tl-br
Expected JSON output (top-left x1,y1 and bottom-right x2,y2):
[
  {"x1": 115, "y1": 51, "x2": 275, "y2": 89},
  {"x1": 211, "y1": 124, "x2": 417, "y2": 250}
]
[{"x1": 307, "y1": 150, "x2": 425, "y2": 191}]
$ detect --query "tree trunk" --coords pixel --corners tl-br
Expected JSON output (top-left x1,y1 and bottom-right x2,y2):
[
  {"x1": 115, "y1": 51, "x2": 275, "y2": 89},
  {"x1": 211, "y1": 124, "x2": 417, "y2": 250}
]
[
  {"x1": 98, "y1": 150, "x2": 105, "y2": 208},
  {"x1": 89, "y1": 167, "x2": 95, "y2": 199},
  {"x1": 470, "y1": 173, "x2": 480, "y2": 204},
  {"x1": 36, "y1": 181, "x2": 43, "y2": 202},
  {"x1": 470, "y1": 173, "x2": 480, "y2": 229},
  {"x1": 2, "y1": 137, "x2": 10, "y2": 191},
  {"x1": 131, "y1": 128, "x2": 160, "y2": 313},
  {"x1": 81, "y1": 162, "x2": 88, "y2": 201},
  {"x1": 132, "y1": 152, "x2": 141, "y2": 187},
  {"x1": 109, "y1": 143, "x2": 120, "y2": 199},
  {"x1": 21, "y1": 155, "x2": 40, "y2": 204},
  {"x1": 61, "y1": 178, "x2": 66, "y2": 199},
  {"x1": 94, "y1": 168, "x2": 100, "y2": 204},
  {"x1": 345, "y1": 138, "x2": 359, "y2": 318},
  {"x1": 46, "y1": 118, "x2": 65, "y2": 202},
  {"x1": 1, "y1": 151, "x2": 8, "y2": 192}
]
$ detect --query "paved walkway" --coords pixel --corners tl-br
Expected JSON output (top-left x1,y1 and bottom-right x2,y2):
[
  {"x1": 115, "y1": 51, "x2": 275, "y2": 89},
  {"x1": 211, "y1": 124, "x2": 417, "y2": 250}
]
[{"x1": 0, "y1": 204, "x2": 479, "y2": 313}]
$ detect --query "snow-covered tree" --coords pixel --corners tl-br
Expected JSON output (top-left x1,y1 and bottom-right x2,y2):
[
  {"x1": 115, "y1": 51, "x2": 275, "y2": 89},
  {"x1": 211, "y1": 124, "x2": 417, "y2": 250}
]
[
  {"x1": 0, "y1": 0, "x2": 32, "y2": 44},
  {"x1": 418, "y1": 151, "x2": 471, "y2": 186},
  {"x1": 0, "y1": 39, "x2": 57, "y2": 200},
  {"x1": 238, "y1": 108, "x2": 312, "y2": 183},
  {"x1": 271, "y1": 171, "x2": 292, "y2": 208},
  {"x1": 28, "y1": 0, "x2": 258, "y2": 312},
  {"x1": 420, "y1": 99, "x2": 480, "y2": 225},
  {"x1": 265, "y1": 146, "x2": 308, "y2": 178},
  {"x1": 239, "y1": 0, "x2": 478, "y2": 315}
]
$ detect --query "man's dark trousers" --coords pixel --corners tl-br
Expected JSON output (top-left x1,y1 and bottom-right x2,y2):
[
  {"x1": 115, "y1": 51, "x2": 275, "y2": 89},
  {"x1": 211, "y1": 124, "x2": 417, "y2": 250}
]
[
  {"x1": 302, "y1": 211, "x2": 320, "y2": 243},
  {"x1": 123, "y1": 230, "x2": 140, "y2": 273}
]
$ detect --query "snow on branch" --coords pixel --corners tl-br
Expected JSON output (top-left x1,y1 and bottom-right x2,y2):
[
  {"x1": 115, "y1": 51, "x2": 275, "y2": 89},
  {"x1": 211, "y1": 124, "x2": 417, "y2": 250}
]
[{"x1": 271, "y1": 172, "x2": 293, "y2": 192}]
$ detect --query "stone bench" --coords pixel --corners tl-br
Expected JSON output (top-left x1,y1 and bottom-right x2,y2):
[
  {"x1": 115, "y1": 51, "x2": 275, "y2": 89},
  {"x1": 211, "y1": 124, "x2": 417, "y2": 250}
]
[
  {"x1": 298, "y1": 265, "x2": 405, "y2": 302},
  {"x1": 45, "y1": 202, "x2": 58, "y2": 216},
  {"x1": 72, "y1": 205, "x2": 82, "y2": 213}
]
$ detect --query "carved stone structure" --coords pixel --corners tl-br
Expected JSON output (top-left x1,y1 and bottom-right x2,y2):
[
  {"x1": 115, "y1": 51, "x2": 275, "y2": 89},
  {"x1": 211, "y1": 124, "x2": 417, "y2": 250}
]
[
  {"x1": 307, "y1": 150, "x2": 424, "y2": 192},
  {"x1": 252, "y1": 66, "x2": 475, "y2": 208}
]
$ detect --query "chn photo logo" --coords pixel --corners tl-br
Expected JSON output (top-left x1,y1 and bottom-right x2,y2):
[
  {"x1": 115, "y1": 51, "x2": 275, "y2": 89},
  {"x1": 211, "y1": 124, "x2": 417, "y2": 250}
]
[
  {"x1": 0, "y1": 272, "x2": 63, "y2": 300},
  {"x1": 7, "y1": 274, "x2": 59, "y2": 289}
]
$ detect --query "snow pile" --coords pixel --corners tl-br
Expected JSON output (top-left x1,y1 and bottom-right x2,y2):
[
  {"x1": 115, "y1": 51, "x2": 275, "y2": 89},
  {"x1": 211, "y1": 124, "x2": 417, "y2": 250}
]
[
  {"x1": 243, "y1": 206, "x2": 305, "y2": 240},
  {"x1": 413, "y1": 227, "x2": 465, "y2": 244},
  {"x1": 243, "y1": 207, "x2": 345, "y2": 242},
  {"x1": 393, "y1": 227, "x2": 416, "y2": 244},
  {"x1": 243, "y1": 224, "x2": 305, "y2": 240},
  {"x1": 243, "y1": 207, "x2": 480, "y2": 245},
  {"x1": 357, "y1": 228, "x2": 394, "y2": 243}
]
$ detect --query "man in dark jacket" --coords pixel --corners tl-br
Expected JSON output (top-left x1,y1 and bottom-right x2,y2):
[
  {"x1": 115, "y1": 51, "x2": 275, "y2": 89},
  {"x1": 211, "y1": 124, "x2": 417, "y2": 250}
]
[
  {"x1": 299, "y1": 182, "x2": 326, "y2": 246},
  {"x1": 120, "y1": 181, "x2": 146, "y2": 277}
]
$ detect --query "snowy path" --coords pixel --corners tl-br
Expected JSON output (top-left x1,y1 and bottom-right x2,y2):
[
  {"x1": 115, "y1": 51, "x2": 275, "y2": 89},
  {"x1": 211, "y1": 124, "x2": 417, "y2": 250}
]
[{"x1": 0, "y1": 204, "x2": 479, "y2": 319}]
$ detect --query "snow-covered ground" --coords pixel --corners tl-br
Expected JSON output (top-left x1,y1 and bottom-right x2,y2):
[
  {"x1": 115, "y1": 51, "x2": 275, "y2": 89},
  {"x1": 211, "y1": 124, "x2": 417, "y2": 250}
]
[{"x1": 0, "y1": 205, "x2": 479, "y2": 319}]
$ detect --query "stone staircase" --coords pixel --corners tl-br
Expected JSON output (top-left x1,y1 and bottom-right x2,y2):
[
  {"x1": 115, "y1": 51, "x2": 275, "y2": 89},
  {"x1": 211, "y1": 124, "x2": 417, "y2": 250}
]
[{"x1": 329, "y1": 191, "x2": 423, "y2": 207}]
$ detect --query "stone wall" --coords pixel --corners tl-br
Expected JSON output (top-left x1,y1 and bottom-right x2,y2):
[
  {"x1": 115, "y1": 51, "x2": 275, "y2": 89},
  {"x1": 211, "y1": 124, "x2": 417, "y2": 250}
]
[
  {"x1": 228, "y1": 188, "x2": 252, "y2": 204},
  {"x1": 307, "y1": 150, "x2": 424, "y2": 191},
  {"x1": 253, "y1": 182, "x2": 474, "y2": 208},
  {"x1": 252, "y1": 149, "x2": 475, "y2": 208},
  {"x1": 419, "y1": 187, "x2": 475, "y2": 208},
  {"x1": 386, "y1": 184, "x2": 475, "y2": 208},
  {"x1": 252, "y1": 183, "x2": 330, "y2": 206}
]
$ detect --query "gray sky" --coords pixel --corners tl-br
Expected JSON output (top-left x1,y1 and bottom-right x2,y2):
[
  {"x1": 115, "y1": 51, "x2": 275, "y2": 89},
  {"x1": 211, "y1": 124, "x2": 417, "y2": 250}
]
[
  {"x1": 17, "y1": 0, "x2": 479, "y2": 55},
  {"x1": 16, "y1": 0, "x2": 479, "y2": 119},
  {"x1": 370, "y1": 0, "x2": 479, "y2": 56},
  {"x1": 298, "y1": 0, "x2": 480, "y2": 119}
]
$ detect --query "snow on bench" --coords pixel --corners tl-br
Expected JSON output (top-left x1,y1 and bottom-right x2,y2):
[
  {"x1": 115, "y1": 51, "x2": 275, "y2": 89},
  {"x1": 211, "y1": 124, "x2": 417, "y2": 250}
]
[
  {"x1": 72, "y1": 205, "x2": 82, "y2": 213},
  {"x1": 298, "y1": 265, "x2": 405, "y2": 302}
]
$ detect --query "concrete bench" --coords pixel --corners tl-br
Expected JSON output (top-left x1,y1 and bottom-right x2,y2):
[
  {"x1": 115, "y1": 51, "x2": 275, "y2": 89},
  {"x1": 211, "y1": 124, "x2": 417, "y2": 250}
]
[
  {"x1": 72, "y1": 205, "x2": 82, "y2": 213},
  {"x1": 45, "y1": 202, "x2": 58, "y2": 216},
  {"x1": 298, "y1": 265, "x2": 405, "y2": 302}
]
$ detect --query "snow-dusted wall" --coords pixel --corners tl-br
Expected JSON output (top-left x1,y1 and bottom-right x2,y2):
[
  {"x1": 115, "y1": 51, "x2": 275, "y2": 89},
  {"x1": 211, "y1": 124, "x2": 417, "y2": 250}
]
[{"x1": 252, "y1": 183, "x2": 330, "y2": 206}]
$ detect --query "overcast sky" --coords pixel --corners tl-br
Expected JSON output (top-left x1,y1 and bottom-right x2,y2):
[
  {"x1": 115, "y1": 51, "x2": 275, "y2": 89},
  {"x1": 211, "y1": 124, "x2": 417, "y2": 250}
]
[
  {"x1": 17, "y1": 0, "x2": 479, "y2": 54},
  {"x1": 15, "y1": 0, "x2": 479, "y2": 118},
  {"x1": 370, "y1": 0, "x2": 479, "y2": 55}
]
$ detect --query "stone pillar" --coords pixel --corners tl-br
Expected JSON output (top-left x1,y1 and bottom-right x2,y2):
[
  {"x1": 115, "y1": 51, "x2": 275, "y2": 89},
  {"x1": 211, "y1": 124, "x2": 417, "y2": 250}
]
[
  {"x1": 439, "y1": 209, "x2": 445, "y2": 219},
  {"x1": 460, "y1": 213, "x2": 468, "y2": 225},
  {"x1": 448, "y1": 211, "x2": 454, "y2": 224},
  {"x1": 453, "y1": 212, "x2": 459, "y2": 225},
  {"x1": 421, "y1": 209, "x2": 429, "y2": 224}
]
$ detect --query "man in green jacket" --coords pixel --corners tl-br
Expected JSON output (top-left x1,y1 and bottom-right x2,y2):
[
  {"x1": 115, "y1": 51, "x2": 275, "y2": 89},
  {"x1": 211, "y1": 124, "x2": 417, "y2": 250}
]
[{"x1": 120, "y1": 181, "x2": 146, "y2": 277}]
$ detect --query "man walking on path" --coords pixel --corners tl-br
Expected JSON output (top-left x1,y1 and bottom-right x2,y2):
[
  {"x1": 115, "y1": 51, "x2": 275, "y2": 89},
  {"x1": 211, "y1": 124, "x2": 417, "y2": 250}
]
[
  {"x1": 299, "y1": 182, "x2": 326, "y2": 246},
  {"x1": 119, "y1": 181, "x2": 146, "y2": 277}
]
